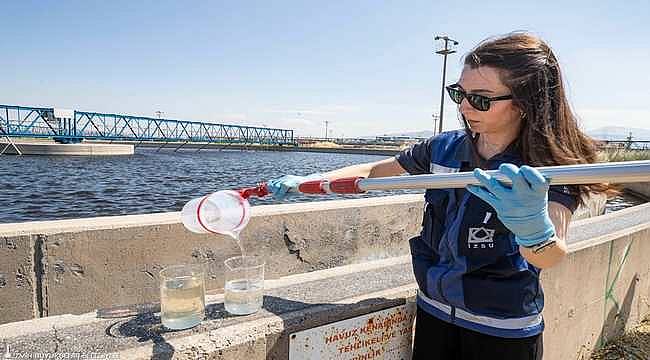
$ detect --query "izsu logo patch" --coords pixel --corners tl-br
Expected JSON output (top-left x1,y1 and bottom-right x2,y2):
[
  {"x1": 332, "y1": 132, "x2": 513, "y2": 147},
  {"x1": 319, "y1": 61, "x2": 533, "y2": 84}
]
[{"x1": 468, "y1": 212, "x2": 495, "y2": 249}]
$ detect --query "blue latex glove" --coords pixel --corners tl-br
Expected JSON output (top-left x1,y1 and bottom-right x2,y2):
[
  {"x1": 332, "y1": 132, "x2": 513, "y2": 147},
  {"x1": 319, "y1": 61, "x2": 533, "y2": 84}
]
[
  {"x1": 267, "y1": 173, "x2": 324, "y2": 199},
  {"x1": 466, "y1": 163, "x2": 555, "y2": 247}
]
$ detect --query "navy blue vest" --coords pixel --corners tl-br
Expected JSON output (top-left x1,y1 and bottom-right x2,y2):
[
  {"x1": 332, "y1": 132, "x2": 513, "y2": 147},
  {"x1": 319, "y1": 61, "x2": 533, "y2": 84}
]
[{"x1": 408, "y1": 130, "x2": 547, "y2": 338}]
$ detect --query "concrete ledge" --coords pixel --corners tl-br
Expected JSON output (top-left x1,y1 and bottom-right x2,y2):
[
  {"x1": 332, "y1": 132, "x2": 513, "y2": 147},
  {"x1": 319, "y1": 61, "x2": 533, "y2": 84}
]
[
  {"x1": 0, "y1": 256, "x2": 417, "y2": 359},
  {"x1": 0, "y1": 140, "x2": 134, "y2": 155},
  {"x1": 0, "y1": 195, "x2": 423, "y2": 323}
]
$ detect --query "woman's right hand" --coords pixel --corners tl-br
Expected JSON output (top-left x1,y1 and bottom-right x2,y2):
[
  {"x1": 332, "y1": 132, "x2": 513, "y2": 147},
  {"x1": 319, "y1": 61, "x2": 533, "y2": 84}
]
[
  {"x1": 267, "y1": 173, "x2": 324, "y2": 199},
  {"x1": 466, "y1": 163, "x2": 555, "y2": 248}
]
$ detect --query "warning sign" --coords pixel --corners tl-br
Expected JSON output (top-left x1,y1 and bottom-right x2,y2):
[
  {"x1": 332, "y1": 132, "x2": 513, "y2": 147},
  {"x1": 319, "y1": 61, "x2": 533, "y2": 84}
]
[{"x1": 289, "y1": 303, "x2": 416, "y2": 360}]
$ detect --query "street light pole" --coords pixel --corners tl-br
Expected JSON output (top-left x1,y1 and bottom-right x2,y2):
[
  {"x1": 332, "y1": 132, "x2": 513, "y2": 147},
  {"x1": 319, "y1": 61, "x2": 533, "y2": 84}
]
[
  {"x1": 434, "y1": 35, "x2": 458, "y2": 135},
  {"x1": 324, "y1": 120, "x2": 329, "y2": 141},
  {"x1": 432, "y1": 113, "x2": 439, "y2": 135}
]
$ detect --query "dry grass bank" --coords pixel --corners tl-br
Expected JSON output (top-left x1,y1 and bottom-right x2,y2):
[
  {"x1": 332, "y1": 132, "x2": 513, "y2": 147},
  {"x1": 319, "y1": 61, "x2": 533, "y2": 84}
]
[
  {"x1": 590, "y1": 315, "x2": 650, "y2": 359},
  {"x1": 598, "y1": 148, "x2": 650, "y2": 162}
]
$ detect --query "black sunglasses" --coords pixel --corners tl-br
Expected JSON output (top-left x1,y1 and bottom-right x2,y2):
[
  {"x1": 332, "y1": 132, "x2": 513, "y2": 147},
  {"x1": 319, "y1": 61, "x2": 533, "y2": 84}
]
[{"x1": 446, "y1": 85, "x2": 513, "y2": 111}]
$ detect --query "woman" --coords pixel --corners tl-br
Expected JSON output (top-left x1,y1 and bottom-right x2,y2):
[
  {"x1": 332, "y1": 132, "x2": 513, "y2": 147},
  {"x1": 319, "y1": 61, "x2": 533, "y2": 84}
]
[{"x1": 268, "y1": 32, "x2": 607, "y2": 359}]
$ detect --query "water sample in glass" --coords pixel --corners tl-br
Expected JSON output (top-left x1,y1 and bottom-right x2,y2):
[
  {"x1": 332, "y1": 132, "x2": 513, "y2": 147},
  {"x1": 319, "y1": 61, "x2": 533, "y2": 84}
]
[
  {"x1": 224, "y1": 256, "x2": 264, "y2": 315},
  {"x1": 160, "y1": 264, "x2": 206, "y2": 330}
]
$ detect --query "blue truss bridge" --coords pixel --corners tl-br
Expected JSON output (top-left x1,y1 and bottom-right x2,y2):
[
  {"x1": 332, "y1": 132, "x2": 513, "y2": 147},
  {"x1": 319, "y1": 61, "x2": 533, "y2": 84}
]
[{"x1": 0, "y1": 104, "x2": 296, "y2": 150}]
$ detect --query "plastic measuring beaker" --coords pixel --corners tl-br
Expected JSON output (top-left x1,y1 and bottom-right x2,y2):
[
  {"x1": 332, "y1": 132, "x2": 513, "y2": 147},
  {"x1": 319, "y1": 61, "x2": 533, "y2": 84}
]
[
  {"x1": 224, "y1": 255, "x2": 265, "y2": 315},
  {"x1": 159, "y1": 263, "x2": 206, "y2": 330},
  {"x1": 181, "y1": 190, "x2": 251, "y2": 236}
]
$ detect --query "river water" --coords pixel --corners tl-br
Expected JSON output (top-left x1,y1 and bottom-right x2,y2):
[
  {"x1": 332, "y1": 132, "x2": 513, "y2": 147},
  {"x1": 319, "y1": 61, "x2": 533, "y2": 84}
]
[{"x1": 0, "y1": 148, "x2": 645, "y2": 223}]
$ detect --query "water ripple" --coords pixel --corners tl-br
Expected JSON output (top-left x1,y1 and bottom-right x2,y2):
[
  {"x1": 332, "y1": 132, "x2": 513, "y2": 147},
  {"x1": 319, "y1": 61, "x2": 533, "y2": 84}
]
[
  {"x1": 0, "y1": 149, "x2": 404, "y2": 223},
  {"x1": 0, "y1": 148, "x2": 645, "y2": 223}
]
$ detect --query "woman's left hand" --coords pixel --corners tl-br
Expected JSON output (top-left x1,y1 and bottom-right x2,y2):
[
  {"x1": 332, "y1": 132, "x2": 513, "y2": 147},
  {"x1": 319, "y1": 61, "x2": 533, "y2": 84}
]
[{"x1": 466, "y1": 163, "x2": 556, "y2": 247}]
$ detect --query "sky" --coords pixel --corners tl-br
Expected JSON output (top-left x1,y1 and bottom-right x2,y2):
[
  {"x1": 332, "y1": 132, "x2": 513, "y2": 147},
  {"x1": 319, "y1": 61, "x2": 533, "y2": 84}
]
[{"x1": 1, "y1": 0, "x2": 649, "y2": 138}]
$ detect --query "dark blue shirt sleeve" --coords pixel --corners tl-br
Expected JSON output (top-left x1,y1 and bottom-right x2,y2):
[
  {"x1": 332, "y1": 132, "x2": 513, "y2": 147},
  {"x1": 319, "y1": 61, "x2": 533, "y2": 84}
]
[
  {"x1": 548, "y1": 185, "x2": 579, "y2": 213},
  {"x1": 395, "y1": 137, "x2": 435, "y2": 175}
]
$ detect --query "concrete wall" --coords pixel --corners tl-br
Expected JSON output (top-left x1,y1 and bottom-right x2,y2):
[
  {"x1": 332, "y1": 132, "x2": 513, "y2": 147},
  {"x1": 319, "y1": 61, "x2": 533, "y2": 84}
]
[
  {"x1": 0, "y1": 140, "x2": 133, "y2": 155},
  {"x1": 542, "y1": 207, "x2": 650, "y2": 359},
  {"x1": 0, "y1": 195, "x2": 422, "y2": 323},
  {"x1": 622, "y1": 182, "x2": 650, "y2": 199},
  {"x1": 0, "y1": 234, "x2": 37, "y2": 323},
  {"x1": 0, "y1": 202, "x2": 649, "y2": 359}
]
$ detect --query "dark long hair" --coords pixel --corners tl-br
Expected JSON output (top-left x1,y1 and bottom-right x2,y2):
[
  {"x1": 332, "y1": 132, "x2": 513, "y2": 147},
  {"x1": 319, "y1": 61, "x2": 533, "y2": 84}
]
[{"x1": 463, "y1": 32, "x2": 611, "y2": 202}]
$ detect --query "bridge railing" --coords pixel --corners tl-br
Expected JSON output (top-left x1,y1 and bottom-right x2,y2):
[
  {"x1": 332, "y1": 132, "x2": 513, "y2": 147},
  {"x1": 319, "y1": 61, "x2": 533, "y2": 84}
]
[
  {"x1": 0, "y1": 104, "x2": 296, "y2": 146},
  {"x1": 1, "y1": 105, "x2": 55, "y2": 138}
]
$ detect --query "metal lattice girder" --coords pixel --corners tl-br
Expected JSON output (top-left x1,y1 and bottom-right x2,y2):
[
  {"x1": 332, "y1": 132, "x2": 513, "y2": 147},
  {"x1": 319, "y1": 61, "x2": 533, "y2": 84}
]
[
  {"x1": 0, "y1": 104, "x2": 295, "y2": 146},
  {"x1": 0, "y1": 104, "x2": 56, "y2": 137}
]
